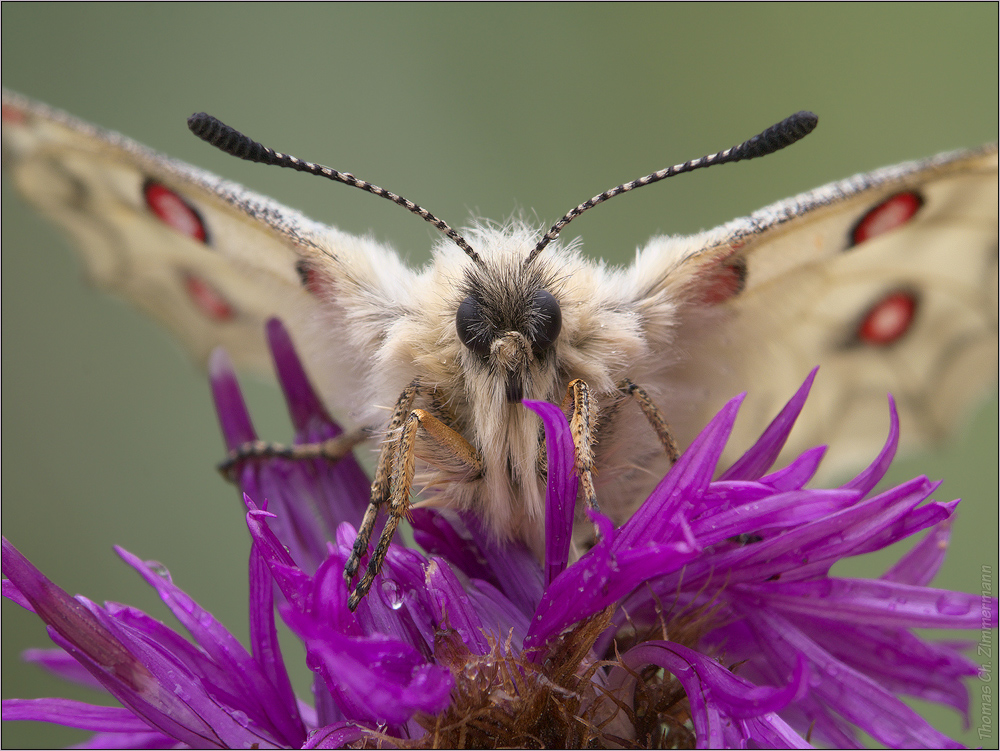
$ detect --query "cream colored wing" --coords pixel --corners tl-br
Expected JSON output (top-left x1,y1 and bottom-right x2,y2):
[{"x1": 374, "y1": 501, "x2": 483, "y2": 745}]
[
  {"x1": 647, "y1": 144, "x2": 998, "y2": 472},
  {"x1": 2, "y1": 89, "x2": 412, "y2": 404}
]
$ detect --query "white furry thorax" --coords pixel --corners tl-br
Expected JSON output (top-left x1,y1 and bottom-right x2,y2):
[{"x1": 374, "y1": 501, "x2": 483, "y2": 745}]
[{"x1": 303, "y1": 220, "x2": 692, "y2": 557}]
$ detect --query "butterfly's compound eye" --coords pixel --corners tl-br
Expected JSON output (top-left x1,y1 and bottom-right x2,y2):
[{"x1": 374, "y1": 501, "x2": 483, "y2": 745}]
[
  {"x1": 456, "y1": 296, "x2": 493, "y2": 357},
  {"x1": 530, "y1": 289, "x2": 562, "y2": 351}
]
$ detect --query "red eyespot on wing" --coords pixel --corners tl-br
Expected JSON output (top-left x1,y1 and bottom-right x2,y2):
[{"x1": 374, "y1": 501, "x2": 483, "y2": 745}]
[
  {"x1": 700, "y1": 257, "x2": 747, "y2": 305},
  {"x1": 144, "y1": 181, "x2": 208, "y2": 243},
  {"x1": 856, "y1": 290, "x2": 918, "y2": 346},
  {"x1": 296, "y1": 260, "x2": 326, "y2": 297},
  {"x1": 2, "y1": 104, "x2": 26, "y2": 123},
  {"x1": 850, "y1": 191, "x2": 923, "y2": 247},
  {"x1": 182, "y1": 273, "x2": 235, "y2": 321}
]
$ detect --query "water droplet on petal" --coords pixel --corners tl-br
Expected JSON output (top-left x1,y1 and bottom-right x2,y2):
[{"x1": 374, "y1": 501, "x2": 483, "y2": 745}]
[
  {"x1": 936, "y1": 592, "x2": 971, "y2": 616},
  {"x1": 381, "y1": 579, "x2": 405, "y2": 610},
  {"x1": 148, "y1": 562, "x2": 171, "y2": 580}
]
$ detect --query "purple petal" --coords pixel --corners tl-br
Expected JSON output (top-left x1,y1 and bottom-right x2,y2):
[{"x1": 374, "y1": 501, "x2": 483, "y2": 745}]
[
  {"x1": 244, "y1": 500, "x2": 314, "y2": 610},
  {"x1": 461, "y1": 511, "x2": 544, "y2": 616},
  {"x1": 303, "y1": 722, "x2": 370, "y2": 748},
  {"x1": 268, "y1": 319, "x2": 373, "y2": 532},
  {"x1": 2, "y1": 698, "x2": 154, "y2": 732},
  {"x1": 267, "y1": 318, "x2": 374, "y2": 535},
  {"x1": 249, "y1": 541, "x2": 306, "y2": 744},
  {"x1": 411, "y1": 509, "x2": 543, "y2": 618},
  {"x1": 116, "y1": 547, "x2": 306, "y2": 746},
  {"x1": 297, "y1": 551, "x2": 360, "y2": 637},
  {"x1": 411, "y1": 508, "x2": 494, "y2": 582},
  {"x1": 841, "y1": 395, "x2": 899, "y2": 496},
  {"x1": 351, "y1": 544, "x2": 439, "y2": 654},
  {"x1": 758, "y1": 445, "x2": 825, "y2": 491},
  {"x1": 816, "y1": 480, "x2": 953, "y2": 562},
  {"x1": 794, "y1": 618, "x2": 976, "y2": 718},
  {"x1": 283, "y1": 608, "x2": 453, "y2": 726},
  {"x1": 742, "y1": 578, "x2": 995, "y2": 629},
  {"x1": 721, "y1": 368, "x2": 817, "y2": 481},
  {"x1": 213, "y1": 326, "x2": 373, "y2": 574},
  {"x1": 525, "y1": 513, "x2": 698, "y2": 652},
  {"x1": 847, "y1": 499, "x2": 959, "y2": 561},
  {"x1": 70, "y1": 730, "x2": 179, "y2": 749},
  {"x1": 267, "y1": 318, "x2": 334, "y2": 433},
  {"x1": 691, "y1": 479, "x2": 776, "y2": 514},
  {"x1": 464, "y1": 578, "x2": 531, "y2": 645},
  {"x1": 69, "y1": 730, "x2": 178, "y2": 751},
  {"x1": 743, "y1": 607, "x2": 964, "y2": 748},
  {"x1": 334, "y1": 523, "x2": 428, "y2": 640},
  {"x1": 251, "y1": 467, "x2": 333, "y2": 572},
  {"x1": 425, "y1": 559, "x2": 490, "y2": 654},
  {"x1": 688, "y1": 487, "x2": 858, "y2": 546},
  {"x1": 522, "y1": 400, "x2": 577, "y2": 585},
  {"x1": 737, "y1": 714, "x2": 817, "y2": 750},
  {"x1": 3, "y1": 576, "x2": 33, "y2": 611},
  {"x1": 1, "y1": 539, "x2": 156, "y2": 700},
  {"x1": 101, "y1": 602, "x2": 254, "y2": 709},
  {"x1": 247, "y1": 519, "x2": 455, "y2": 726},
  {"x1": 613, "y1": 641, "x2": 812, "y2": 748},
  {"x1": 208, "y1": 347, "x2": 258, "y2": 449},
  {"x1": 685, "y1": 477, "x2": 943, "y2": 586},
  {"x1": 312, "y1": 673, "x2": 342, "y2": 728},
  {"x1": 21, "y1": 648, "x2": 105, "y2": 690},
  {"x1": 616, "y1": 394, "x2": 743, "y2": 550},
  {"x1": 881, "y1": 519, "x2": 952, "y2": 586},
  {"x1": 3, "y1": 539, "x2": 278, "y2": 748}
]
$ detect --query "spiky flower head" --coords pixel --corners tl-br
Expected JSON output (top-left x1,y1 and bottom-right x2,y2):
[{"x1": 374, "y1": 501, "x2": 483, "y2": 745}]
[{"x1": 3, "y1": 320, "x2": 995, "y2": 748}]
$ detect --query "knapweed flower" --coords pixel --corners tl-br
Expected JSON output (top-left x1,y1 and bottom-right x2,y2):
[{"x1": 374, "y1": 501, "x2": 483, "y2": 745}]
[{"x1": 3, "y1": 319, "x2": 996, "y2": 748}]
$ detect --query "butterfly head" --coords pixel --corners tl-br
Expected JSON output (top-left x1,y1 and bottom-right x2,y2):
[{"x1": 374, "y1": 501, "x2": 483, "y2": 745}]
[{"x1": 453, "y1": 233, "x2": 564, "y2": 403}]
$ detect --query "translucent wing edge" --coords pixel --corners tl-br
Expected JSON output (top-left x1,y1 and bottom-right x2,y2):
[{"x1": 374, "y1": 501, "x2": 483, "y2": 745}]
[
  {"x1": 3, "y1": 88, "x2": 333, "y2": 252},
  {"x1": 716, "y1": 143, "x2": 998, "y2": 250}
]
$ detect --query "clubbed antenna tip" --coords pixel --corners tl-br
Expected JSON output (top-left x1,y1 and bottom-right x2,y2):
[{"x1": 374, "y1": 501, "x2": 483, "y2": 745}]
[{"x1": 526, "y1": 111, "x2": 819, "y2": 264}]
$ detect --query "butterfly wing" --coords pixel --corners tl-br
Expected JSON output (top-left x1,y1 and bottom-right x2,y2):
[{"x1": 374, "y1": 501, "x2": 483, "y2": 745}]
[
  {"x1": 2, "y1": 89, "x2": 413, "y2": 421},
  {"x1": 639, "y1": 144, "x2": 998, "y2": 472}
]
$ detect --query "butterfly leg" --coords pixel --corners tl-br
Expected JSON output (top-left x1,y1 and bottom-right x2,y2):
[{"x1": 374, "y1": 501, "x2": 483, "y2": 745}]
[
  {"x1": 561, "y1": 379, "x2": 599, "y2": 511},
  {"x1": 346, "y1": 382, "x2": 481, "y2": 611},
  {"x1": 616, "y1": 379, "x2": 680, "y2": 463},
  {"x1": 343, "y1": 379, "x2": 420, "y2": 588},
  {"x1": 217, "y1": 427, "x2": 370, "y2": 479}
]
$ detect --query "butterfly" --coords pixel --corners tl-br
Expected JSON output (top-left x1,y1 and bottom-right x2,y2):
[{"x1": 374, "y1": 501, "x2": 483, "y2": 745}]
[{"x1": 3, "y1": 89, "x2": 997, "y2": 607}]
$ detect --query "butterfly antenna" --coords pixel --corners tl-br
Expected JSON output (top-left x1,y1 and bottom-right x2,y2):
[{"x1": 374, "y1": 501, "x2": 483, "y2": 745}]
[
  {"x1": 188, "y1": 113, "x2": 484, "y2": 266},
  {"x1": 526, "y1": 111, "x2": 819, "y2": 265}
]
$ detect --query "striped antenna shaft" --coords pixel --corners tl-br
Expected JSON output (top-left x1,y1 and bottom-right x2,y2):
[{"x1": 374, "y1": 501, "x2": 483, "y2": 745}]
[{"x1": 188, "y1": 113, "x2": 483, "y2": 265}]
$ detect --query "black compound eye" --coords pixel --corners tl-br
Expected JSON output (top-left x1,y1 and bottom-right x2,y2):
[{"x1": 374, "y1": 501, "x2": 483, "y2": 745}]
[
  {"x1": 456, "y1": 296, "x2": 493, "y2": 357},
  {"x1": 530, "y1": 289, "x2": 562, "y2": 350}
]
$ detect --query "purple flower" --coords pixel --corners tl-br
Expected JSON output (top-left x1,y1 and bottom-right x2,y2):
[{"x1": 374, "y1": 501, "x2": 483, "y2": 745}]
[{"x1": 3, "y1": 319, "x2": 996, "y2": 748}]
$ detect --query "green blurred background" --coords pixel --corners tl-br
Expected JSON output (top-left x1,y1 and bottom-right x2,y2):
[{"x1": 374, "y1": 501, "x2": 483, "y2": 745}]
[{"x1": 2, "y1": 5, "x2": 996, "y2": 747}]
